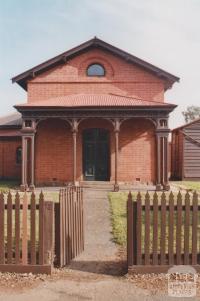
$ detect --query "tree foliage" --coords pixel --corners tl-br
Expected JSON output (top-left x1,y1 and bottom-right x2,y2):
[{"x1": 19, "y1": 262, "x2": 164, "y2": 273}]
[{"x1": 182, "y1": 106, "x2": 200, "y2": 123}]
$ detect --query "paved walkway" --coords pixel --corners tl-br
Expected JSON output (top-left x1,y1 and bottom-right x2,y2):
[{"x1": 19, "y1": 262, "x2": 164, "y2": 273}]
[{"x1": 69, "y1": 188, "x2": 125, "y2": 275}]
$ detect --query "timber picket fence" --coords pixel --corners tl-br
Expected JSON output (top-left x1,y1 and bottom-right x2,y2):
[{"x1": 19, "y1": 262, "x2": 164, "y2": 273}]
[
  {"x1": 55, "y1": 186, "x2": 84, "y2": 267},
  {"x1": 0, "y1": 191, "x2": 54, "y2": 274},
  {"x1": 127, "y1": 191, "x2": 200, "y2": 273}
]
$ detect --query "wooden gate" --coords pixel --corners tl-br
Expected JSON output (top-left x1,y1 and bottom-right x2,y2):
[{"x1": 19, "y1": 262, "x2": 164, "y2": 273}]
[{"x1": 55, "y1": 186, "x2": 84, "y2": 267}]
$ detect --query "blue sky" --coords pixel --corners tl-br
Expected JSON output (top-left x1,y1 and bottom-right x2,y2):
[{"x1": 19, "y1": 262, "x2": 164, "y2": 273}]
[{"x1": 1, "y1": 0, "x2": 200, "y2": 128}]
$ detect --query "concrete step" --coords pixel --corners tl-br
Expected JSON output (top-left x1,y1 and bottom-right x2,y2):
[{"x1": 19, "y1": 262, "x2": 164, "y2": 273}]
[
  {"x1": 80, "y1": 181, "x2": 156, "y2": 191},
  {"x1": 80, "y1": 181, "x2": 114, "y2": 190}
]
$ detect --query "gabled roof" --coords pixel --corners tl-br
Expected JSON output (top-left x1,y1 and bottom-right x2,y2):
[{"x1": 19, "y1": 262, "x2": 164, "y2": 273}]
[
  {"x1": 12, "y1": 37, "x2": 179, "y2": 90},
  {"x1": 172, "y1": 118, "x2": 200, "y2": 132},
  {"x1": 14, "y1": 93, "x2": 176, "y2": 110},
  {"x1": 0, "y1": 112, "x2": 22, "y2": 128}
]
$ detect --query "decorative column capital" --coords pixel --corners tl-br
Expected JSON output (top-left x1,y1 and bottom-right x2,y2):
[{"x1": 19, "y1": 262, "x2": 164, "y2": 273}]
[
  {"x1": 66, "y1": 118, "x2": 82, "y2": 133},
  {"x1": 112, "y1": 118, "x2": 122, "y2": 133},
  {"x1": 21, "y1": 119, "x2": 37, "y2": 134},
  {"x1": 155, "y1": 117, "x2": 170, "y2": 132},
  {"x1": 71, "y1": 118, "x2": 79, "y2": 133},
  {"x1": 155, "y1": 129, "x2": 170, "y2": 137}
]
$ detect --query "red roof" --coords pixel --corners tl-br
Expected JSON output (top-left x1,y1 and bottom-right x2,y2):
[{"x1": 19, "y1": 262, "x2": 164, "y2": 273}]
[{"x1": 15, "y1": 94, "x2": 175, "y2": 108}]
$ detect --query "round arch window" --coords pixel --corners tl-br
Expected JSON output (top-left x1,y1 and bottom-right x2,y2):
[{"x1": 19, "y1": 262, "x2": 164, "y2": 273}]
[{"x1": 87, "y1": 63, "x2": 105, "y2": 76}]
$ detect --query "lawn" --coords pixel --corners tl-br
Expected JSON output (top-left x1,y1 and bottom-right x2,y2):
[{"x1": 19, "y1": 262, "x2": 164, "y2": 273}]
[
  {"x1": 108, "y1": 191, "x2": 200, "y2": 253},
  {"x1": 0, "y1": 180, "x2": 20, "y2": 192},
  {"x1": 171, "y1": 181, "x2": 200, "y2": 191},
  {"x1": 0, "y1": 180, "x2": 59, "y2": 202},
  {"x1": 108, "y1": 192, "x2": 128, "y2": 246}
]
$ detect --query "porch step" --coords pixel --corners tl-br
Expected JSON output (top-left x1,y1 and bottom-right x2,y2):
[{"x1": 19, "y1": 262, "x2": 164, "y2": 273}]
[
  {"x1": 80, "y1": 181, "x2": 156, "y2": 191},
  {"x1": 80, "y1": 181, "x2": 114, "y2": 190}
]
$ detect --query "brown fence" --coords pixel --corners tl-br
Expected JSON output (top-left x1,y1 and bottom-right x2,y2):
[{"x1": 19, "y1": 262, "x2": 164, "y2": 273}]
[
  {"x1": 0, "y1": 191, "x2": 54, "y2": 274},
  {"x1": 127, "y1": 191, "x2": 200, "y2": 273},
  {"x1": 55, "y1": 186, "x2": 84, "y2": 267}
]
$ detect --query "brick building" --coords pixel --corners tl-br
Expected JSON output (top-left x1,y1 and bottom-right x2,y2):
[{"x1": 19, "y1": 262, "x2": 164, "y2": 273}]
[{"x1": 0, "y1": 37, "x2": 179, "y2": 190}]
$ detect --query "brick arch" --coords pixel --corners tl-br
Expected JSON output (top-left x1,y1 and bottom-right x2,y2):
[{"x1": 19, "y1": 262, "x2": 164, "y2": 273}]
[
  {"x1": 78, "y1": 56, "x2": 115, "y2": 78},
  {"x1": 36, "y1": 117, "x2": 70, "y2": 129}
]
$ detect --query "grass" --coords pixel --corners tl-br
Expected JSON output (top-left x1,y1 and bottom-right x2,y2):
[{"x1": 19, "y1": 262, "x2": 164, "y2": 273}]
[
  {"x1": 108, "y1": 192, "x2": 128, "y2": 246},
  {"x1": 0, "y1": 180, "x2": 20, "y2": 192},
  {"x1": 0, "y1": 180, "x2": 60, "y2": 202},
  {"x1": 108, "y1": 191, "x2": 200, "y2": 253},
  {"x1": 171, "y1": 181, "x2": 200, "y2": 191}
]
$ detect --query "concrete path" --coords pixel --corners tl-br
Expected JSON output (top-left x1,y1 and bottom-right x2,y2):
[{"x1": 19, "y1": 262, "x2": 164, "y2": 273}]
[{"x1": 69, "y1": 188, "x2": 125, "y2": 276}]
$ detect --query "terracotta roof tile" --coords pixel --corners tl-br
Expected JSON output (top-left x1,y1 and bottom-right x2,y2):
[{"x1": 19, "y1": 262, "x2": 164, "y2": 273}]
[{"x1": 15, "y1": 94, "x2": 175, "y2": 108}]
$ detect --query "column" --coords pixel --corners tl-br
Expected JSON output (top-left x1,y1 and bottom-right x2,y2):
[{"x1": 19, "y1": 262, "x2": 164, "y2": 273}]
[
  {"x1": 163, "y1": 135, "x2": 170, "y2": 190},
  {"x1": 156, "y1": 132, "x2": 170, "y2": 191},
  {"x1": 29, "y1": 135, "x2": 35, "y2": 191},
  {"x1": 20, "y1": 136, "x2": 28, "y2": 192},
  {"x1": 72, "y1": 119, "x2": 78, "y2": 186},
  {"x1": 156, "y1": 133, "x2": 162, "y2": 191},
  {"x1": 72, "y1": 130, "x2": 77, "y2": 186},
  {"x1": 114, "y1": 119, "x2": 120, "y2": 192}
]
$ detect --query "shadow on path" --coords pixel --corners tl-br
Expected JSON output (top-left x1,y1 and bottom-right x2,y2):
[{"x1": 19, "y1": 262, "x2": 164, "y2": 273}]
[{"x1": 69, "y1": 259, "x2": 127, "y2": 276}]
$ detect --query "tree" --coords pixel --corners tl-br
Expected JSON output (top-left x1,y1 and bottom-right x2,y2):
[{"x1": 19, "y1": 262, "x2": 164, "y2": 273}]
[{"x1": 182, "y1": 106, "x2": 200, "y2": 123}]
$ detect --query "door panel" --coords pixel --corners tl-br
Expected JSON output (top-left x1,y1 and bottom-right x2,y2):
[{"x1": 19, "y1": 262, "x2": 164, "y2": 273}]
[
  {"x1": 84, "y1": 143, "x2": 95, "y2": 180},
  {"x1": 83, "y1": 129, "x2": 109, "y2": 181}
]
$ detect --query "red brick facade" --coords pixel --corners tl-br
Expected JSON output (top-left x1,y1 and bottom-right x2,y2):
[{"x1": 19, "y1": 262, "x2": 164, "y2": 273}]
[
  {"x1": 0, "y1": 139, "x2": 21, "y2": 180},
  {"x1": 21, "y1": 47, "x2": 161, "y2": 185},
  {"x1": 34, "y1": 117, "x2": 155, "y2": 185},
  {"x1": 1, "y1": 38, "x2": 178, "y2": 188},
  {"x1": 28, "y1": 48, "x2": 165, "y2": 103}
]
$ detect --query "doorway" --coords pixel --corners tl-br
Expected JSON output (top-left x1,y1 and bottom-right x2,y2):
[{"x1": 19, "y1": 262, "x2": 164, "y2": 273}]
[{"x1": 83, "y1": 128, "x2": 109, "y2": 181}]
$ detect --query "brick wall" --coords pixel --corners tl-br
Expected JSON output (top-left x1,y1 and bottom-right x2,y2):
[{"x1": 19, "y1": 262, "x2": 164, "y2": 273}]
[
  {"x1": 28, "y1": 48, "x2": 165, "y2": 103},
  {"x1": 0, "y1": 139, "x2": 21, "y2": 180},
  {"x1": 35, "y1": 118, "x2": 156, "y2": 185},
  {"x1": 35, "y1": 119, "x2": 73, "y2": 185}
]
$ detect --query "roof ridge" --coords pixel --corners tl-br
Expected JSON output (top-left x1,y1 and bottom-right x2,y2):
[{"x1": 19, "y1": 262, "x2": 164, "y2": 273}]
[
  {"x1": 12, "y1": 37, "x2": 179, "y2": 90},
  {"x1": 172, "y1": 117, "x2": 200, "y2": 131}
]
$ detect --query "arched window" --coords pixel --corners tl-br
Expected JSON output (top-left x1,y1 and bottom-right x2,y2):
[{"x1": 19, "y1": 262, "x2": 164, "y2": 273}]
[
  {"x1": 16, "y1": 147, "x2": 22, "y2": 164},
  {"x1": 87, "y1": 63, "x2": 105, "y2": 76}
]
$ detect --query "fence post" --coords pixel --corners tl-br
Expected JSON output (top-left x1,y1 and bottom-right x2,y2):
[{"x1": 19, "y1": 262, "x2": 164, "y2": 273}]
[
  {"x1": 0, "y1": 192, "x2": 4, "y2": 264},
  {"x1": 44, "y1": 201, "x2": 54, "y2": 265},
  {"x1": 127, "y1": 192, "x2": 134, "y2": 267}
]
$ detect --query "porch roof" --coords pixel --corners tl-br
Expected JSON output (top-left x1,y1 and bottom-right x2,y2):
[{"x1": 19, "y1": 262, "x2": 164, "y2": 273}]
[{"x1": 15, "y1": 93, "x2": 176, "y2": 109}]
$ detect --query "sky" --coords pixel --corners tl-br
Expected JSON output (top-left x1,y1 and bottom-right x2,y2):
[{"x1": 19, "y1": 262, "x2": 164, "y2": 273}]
[{"x1": 0, "y1": 0, "x2": 200, "y2": 129}]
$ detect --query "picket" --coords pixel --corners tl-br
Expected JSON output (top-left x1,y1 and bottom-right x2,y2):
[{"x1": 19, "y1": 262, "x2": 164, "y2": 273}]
[
  {"x1": 57, "y1": 186, "x2": 84, "y2": 267},
  {"x1": 127, "y1": 191, "x2": 200, "y2": 273},
  {"x1": 0, "y1": 191, "x2": 54, "y2": 274}
]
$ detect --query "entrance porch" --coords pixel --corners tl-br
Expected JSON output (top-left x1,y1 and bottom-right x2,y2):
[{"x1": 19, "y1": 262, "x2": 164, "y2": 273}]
[{"x1": 15, "y1": 106, "x2": 172, "y2": 191}]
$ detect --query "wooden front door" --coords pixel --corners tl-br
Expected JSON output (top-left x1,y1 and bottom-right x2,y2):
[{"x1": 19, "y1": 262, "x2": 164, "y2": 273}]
[{"x1": 83, "y1": 128, "x2": 109, "y2": 181}]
